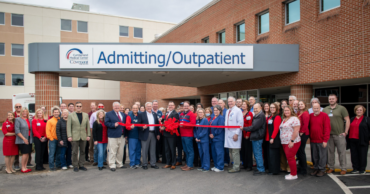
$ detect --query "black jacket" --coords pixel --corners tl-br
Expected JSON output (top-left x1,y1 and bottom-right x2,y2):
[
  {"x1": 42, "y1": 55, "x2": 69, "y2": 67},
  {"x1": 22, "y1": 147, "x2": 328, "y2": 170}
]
[
  {"x1": 347, "y1": 116, "x2": 370, "y2": 148},
  {"x1": 93, "y1": 120, "x2": 106, "y2": 142},
  {"x1": 267, "y1": 115, "x2": 281, "y2": 148},
  {"x1": 56, "y1": 119, "x2": 68, "y2": 147},
  {"x1": 243, "y1": 111, "x2": 266, "y2": 141},
  {"x1": 138, "y1": 111, "x2": 160, "y2": 141},
  {"x1": 163, "y1": 110, "x2": 180, "y2": 138}
]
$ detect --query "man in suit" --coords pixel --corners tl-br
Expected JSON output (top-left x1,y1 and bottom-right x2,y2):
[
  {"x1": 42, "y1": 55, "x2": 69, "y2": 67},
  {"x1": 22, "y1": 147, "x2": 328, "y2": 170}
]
[
  {"x1": 152, "y1": 100, "x2": 163, "y2": 163},
  {"x1": 161, "y1": 101, "x2": 179, "y2": 170},
  {"x1": 138, "y1": 102, "x2": 160, "y2": 170},
  {"x1": 67, "y1": 102, "x2": 91, "y2": 172},
  {"x1": 105, "y1": 102, "x2": 127, "y2": 172}
]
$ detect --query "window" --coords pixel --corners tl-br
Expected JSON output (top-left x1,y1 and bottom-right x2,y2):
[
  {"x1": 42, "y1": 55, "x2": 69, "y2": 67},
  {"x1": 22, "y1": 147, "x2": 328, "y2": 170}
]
[
  {"x1": 286, "y1": 0, "x2": 300, "y2": 24},
  {"x1": 202, "y1": 37, "x2": 209, "y2": 43},
  {"x1": 236, "y1": 23, "x2": 245, "y2": 42},
  {"x1": 61, "y1": 19, "x2": 72, "y2": 31},
  {"x1": 0, "y1": 12, "x2": 4, "y2": 25},
  {"x1": 218, "y1": 31, "x2": 225, "y2": 43},
  {"x1": 61, "y1": 77, "x2": 72, "y2": 87},
  {"x1": 0, "y1": 43, "x2": 4, "y2": 55},
  {"x1": 314, "y1": 87, "x2": 339, "y2": 104},
  {"x1": 321, "y1": 0, "x2": 340, "y2": 12},
  {"x1": 77, "y1": 21, "x2": 88, "y2": 33},
  {"x1": 11, "y1": 14, "x2": 23, "y2": 26},
  {"x1": 78, "y1": 78, "x2": 88, "y2": 87},
  {"x1": 28, "y1": 103, "x2": 35, "y2": 114},
  {"x1": 0, "y1": 74, "x2": 4, "y2": 85},
  {"x1": 134, "y1": 27, "x2": 143, "y2": 38},
  {"x1": 341, "y1": 85, "x2": 367, "y2": 103},
  {"x1": 120, "y1": 26, "x2": 129, "y2": 37},
  {"x1": 12, "y1": 44, "x2": 23, "y2": 56},
  {"x1": 258, "y1": 12, "x2": 269, "y2": 34},
  {"x1": 12, "y1": 74, "x2": 24, "y2": 86}
]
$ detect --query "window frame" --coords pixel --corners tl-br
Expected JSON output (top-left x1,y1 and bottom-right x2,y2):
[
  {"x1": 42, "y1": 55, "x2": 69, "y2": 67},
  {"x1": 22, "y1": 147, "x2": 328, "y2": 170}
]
[
  {"x1": 61, "y1": 19, "x2": 72, "y2": 32},
  {"x1": 11, "y1": 13, "x2": 23, "y2": 27},
  {"x1": 11, "y1": 44, "x2": 24, "y2": 57},
  {"x1": 218, "y1": 30, "x2": 226, "y2": 43},
  {"x1": 235, "y1": 21, "x2": 245, "y2": 43},
  {"x1": 77, "y1": 78, "x2": 89, "y2": 88},
  {"x1": 77, "y1": 21, "x2": 88, "y2": 33},
  {"x1": 285, "y1": 0, "x2": 300, "y2": 25},
  {"x1": 119, "y1": 25, "x2": 129, "y2": 37},
  {"x1": 0, "y1": 73, "x2": 5, "y2": 86},
  {"x1": 60, "y1": 76, "x2": 72, "y2": 88},
  {"x1": 202, "y1": 37, "x2": 209, "y2": 43},
  {"x1": 320, "y1": 0, "x2": 341, "y2": 13},
  {"x1": 0, "y1": 12, "x2": 5, "y2": 25},
  {"x1": 0, "y1": 43, "x2": 5, "y2": 56},
  {"x1": 12, "y1": 74, "x2": 24, "y2": 86},
  {"x1": 258, "y1": 10, "x2": 269, "y2": 35},
  {"x1": 133, "y1": 27, "x2": 143, "y2": 39}
]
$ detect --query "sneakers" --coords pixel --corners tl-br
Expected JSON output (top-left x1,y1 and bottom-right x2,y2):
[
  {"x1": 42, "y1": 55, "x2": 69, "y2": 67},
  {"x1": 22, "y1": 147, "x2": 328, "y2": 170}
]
[
  {"x1": 224, "y1": 163, "x2": 229, "y2": 167},
  {"x1": 214, "y1": 168, "x2": 224, "y2": 172},
  {"x1": 49, "y1": 168, "x2": 56, "y2": 171},
  {"x1": 359, "y1": 171, "x2": 366, "y2": 175},
  {"x1": 285, "y1": 174, "x2": 298, "y2": 180},
  {"x1": 69, "y1": 165, "x2": 74, "y2": 168},
  {"x1": 197, "y1": 168, "x2": 203, "y2": 171},
  {"x1": 27, "y1": 163, "x2": 34, "y2": 167},
  {"x1": 351, "y1": 170, "x2": 359, "y2": 174},
  {"x1": 135, "y1": 164, "x2": 142, "y2": 168},
  {"x1": 253, "y1": 171, "x2": 265, "y2": 176},
  {"x1": 130, "y1": 166, "x2": 137, "y2": 169},
  {"x1": 14, "y1": 165, "x2": 21, "y2": 171},
  {"x1": 202, "y1": 169, "x2": 209, "y2": 172},
  {"x1": 211, "y1": 167, "x2": 216, "y2": 171},
  {"x1": 62, "y1": 167, "x2": 67, "y2": 170}
]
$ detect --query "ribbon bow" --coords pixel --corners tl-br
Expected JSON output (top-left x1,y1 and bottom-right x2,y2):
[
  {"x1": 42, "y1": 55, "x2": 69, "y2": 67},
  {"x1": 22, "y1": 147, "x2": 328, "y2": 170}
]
[{"x1": 164, "y1": 118, "x2": 179, "y2": 136}]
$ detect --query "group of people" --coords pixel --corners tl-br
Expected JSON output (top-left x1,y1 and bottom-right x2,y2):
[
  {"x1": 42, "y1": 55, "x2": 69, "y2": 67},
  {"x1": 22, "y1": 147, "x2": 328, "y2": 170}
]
[{"x1": 2, "y1": 94, "x2": 369, "y2": 180}]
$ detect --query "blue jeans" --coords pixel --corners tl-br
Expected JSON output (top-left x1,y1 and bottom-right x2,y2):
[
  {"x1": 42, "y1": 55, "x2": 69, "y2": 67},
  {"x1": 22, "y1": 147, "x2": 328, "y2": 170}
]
[
  {"x1": 59, "y1": 142, "x2": 72, "y2": 167},
  {"x1": 211, "y1": 141, "x2": 224, "y2": 170},
  {"x1": 224, "y1": 148, "x2": 230, "y2": 164},
  {"x1": 97, "y1": 143, "x2": 108, "y2": 167},
  {"x1": 252, "y1": 139, "x2": 265, "y2": 172},
  {"x1": 181, "y1": 137, "x2": 194, "y2": 167},
  {"x1": 94, "y1": 144, "x2": 98, "y2": 163},
  {"x1": 198, "y1": 142, "x2": 210, "y2": 170},
  {"x1": 128, "y1": 138, "x2": 141, "y2": 166},
  {"x1": 49, "y1": 140, "x2": 61, "y2": 168}
]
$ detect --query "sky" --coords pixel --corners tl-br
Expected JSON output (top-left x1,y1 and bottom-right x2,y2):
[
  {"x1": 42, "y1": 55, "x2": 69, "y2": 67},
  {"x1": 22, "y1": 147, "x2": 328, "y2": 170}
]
[{"x1": 5, "y1": 0, "x2": 214, "y2": 23}]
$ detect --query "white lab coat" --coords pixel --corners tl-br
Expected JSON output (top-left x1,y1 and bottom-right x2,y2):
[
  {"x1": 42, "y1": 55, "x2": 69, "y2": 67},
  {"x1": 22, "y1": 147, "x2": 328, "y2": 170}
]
[{"x1": 224, "y1": 105, "x2": 244, "y2": 149}]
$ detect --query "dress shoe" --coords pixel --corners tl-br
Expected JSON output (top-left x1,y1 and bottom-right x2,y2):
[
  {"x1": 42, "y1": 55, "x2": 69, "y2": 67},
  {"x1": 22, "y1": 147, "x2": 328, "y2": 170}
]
[
  {"x1": 98, "y1": 167, "x2": 103, "y2": 171},
  {"x1": 35, "y1": 167, "x2": 44, "y2": 171},
  {"x1": 253, "y1": 171, "x2": 265, "y2": 175},
  {"x1": 79, "y1": 167, "x2": 87, "y2": 171},
  {"x1": 171, "y1": 166, "x2": 176, "y2": 170},
  {"x1": 110, "y1": 168, "x2": 116, "y2": 172},
  {"x1": 326, "y1": 169, "x2": 334, "y2": 174},
  {"x1": 102, "y1": 166, "x2": 107, "y2": 169},
  {"x1": 120, "y1": 166, "x2": 127, "y2": 169},
  {"x1": 73, "y1": 167, "x2": 79, "y2": 172},
  {"x1": 103, "y1": 162, "x2": 108, "y2": 165},
  {"x1": 151, "y1": 165, "x2": 159, "y2": 169},
  {"x1": 316, "y1": 171, "x2": 325, "y2": 177},
  {"x1": 182, "y1": 167, "x2": 193, "y2": 171},
  {"x1": 142, "y1": 166, "x2": 148, "y2": 170},
  {"x1": 245, "y1": 167, "x2": 252, "y2": 171},
  {"x1": 340, "y1": 170, "x2": 346, "y2": 175},
  {"x1": 27, "y1": 163, "x2": 34, "y2": 167},
  {"x1": 175, "y1": 162, "x2": 182, "y2": 166},
  {"x1": 162, "y1": 165, "x2": 171, "y2": 169},
  {"x1": 157, "y1": 160, "x2": 162, "y2": 163},
  {"x1": 92, "y1": 162, "x2": 98, "y2": 166},
  {"x1": 86, "y1": 159, "x2": 90, "y2": 162},
  {"x1": 310, "y1": 170, "x2": 319, "y2": 176},
  {"x1": 181, "y1": 165, "x2": 188, "y2": 169}
]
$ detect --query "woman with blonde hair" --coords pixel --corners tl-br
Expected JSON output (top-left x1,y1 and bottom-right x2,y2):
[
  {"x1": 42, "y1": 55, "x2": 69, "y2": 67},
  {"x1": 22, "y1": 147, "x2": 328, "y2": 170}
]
[
  {"x1": 93, "y1": 110, "x2": 109, "y2": 170},
  {"x1": 2, "y1": 112, "x2": 18, "y2": 174},
  {"x1": 32, "y1": 108, "x2": 48, "y2": 171},
  {"x1": 15, "y1": 107, "x2": 33, "y2": 173},
  {"x1": 194, "y1": 108, "x2": 210, "y2": 172}
]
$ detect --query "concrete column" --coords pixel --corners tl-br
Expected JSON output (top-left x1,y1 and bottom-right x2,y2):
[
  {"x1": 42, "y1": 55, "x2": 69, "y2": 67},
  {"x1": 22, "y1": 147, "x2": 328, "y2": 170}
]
[
  {"x1": 35, "y1": 72, "x2": 60, "y2": 116},
  {"x1": 290, "y1": 85, "x2": 313, "y2": 107},
  {"x1": 200, "y1": 95, "x2": 214, "y2": 108}
]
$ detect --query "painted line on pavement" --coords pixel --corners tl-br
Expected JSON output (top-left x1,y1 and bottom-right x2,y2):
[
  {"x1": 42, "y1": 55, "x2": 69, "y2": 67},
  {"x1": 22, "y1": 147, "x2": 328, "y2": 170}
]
[{"x1": 327, "y1": 173, "x2": 352, "y2": 194}]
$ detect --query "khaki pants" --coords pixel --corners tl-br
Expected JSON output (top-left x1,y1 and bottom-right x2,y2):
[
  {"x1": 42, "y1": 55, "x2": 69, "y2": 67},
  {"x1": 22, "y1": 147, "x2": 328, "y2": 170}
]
[
  {"x1": 89, "y1": 138, "x2": 94, "y2": 161},
  {"x1": 328, "y1": 134, "x2": 347, "y2": 171},
  {"x1": 108, "y1": 136, "x2": 125, "y2": 169},
  {"x1": 72, "y1": 139, "x2": 86, "y2": 168},
  {"x1": 280, "y1": 147, "x2": 291, "y2": 172},
  {"x1": 229, "y1": 148, "x2": 240, "y2": 170}
]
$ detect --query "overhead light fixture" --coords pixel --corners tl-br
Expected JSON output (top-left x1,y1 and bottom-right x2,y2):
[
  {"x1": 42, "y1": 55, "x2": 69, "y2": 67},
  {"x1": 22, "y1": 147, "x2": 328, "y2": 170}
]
[
  {"x1": 88, "y1": 71, "x2": 106, "y2": 74},
  {"x1": 153, "y1": 71, "x2": 169, "y2": 75}
]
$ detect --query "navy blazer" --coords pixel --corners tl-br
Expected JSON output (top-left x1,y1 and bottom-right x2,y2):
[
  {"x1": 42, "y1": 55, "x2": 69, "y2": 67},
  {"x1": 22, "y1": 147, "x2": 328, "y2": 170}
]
[
  {"x1": 194, "y1": 118, "x2": 210, "y2": 143},
  {"x1": 210, "y1": 115, "x2": 225, "y2": 142},
  {"x1": 138, "y1": 111, "x2": 160, "y2": 141},
  {"x1": 105, "y1": 110, "x2": 126, "y2": 138}
]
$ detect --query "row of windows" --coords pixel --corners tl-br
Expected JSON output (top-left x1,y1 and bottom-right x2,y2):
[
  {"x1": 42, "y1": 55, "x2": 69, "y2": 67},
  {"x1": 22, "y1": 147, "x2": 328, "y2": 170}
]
[
  {"x1": 0, "y1": 43, "x2": 24, "y2": 56},
  {"x1": 0, "y1": 13, "x2": 143, "y2": 38},
  {"x1": 61, "y1": 77, "x2": 88, "y2": 88},
  {"x1": 0, "y1": 74, "x2": 89, "y2": 88},
  {"x1": 0, "y1": 74, "x2": 24, "y2": 86},
  {"x1": 202, "y1": 0, "x2": 340, "y2": 43}
]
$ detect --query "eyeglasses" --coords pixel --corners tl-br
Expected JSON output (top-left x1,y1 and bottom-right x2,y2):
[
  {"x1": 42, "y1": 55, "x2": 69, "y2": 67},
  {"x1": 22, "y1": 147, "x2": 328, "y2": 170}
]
[
  {"x1": 15, "y1": 106, "x2": 21, "y2": 108},
  {"x1": 76, "y1": 106, "x2": 82, "y2": 108}
]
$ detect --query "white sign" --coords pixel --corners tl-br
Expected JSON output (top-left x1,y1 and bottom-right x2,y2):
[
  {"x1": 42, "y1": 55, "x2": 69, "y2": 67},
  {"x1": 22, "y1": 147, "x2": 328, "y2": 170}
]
[{"x1": 59, "y1": 45, "x2": 253, "y2": 69}]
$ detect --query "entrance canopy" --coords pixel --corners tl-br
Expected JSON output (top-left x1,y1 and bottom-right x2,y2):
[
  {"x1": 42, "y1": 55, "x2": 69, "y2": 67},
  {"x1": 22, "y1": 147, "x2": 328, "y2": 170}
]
[{"x1": 29, "y1": 43, "x2": 299, "y2": 87}]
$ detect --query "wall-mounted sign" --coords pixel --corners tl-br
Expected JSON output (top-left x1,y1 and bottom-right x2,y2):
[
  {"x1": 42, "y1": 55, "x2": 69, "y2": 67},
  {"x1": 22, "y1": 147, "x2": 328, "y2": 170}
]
[{"x1": 59, "y1": 45, "x2": 253, "y2": 69}]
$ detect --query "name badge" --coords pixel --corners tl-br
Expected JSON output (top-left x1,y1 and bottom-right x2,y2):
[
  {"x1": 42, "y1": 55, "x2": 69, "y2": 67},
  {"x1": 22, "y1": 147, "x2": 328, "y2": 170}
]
[
  {"x1": 328, "y1": 113, "x2": 333, "y2": 117},
  {"x1": 268, "y1": 120, "x2": 273, "y2": 124},
  {"x1": 246, "y1": 116, "x2": 251, "y2": 120},
  {"x1": 133, "y1": 119, "x2": 138, "y2": 122},
  {"x1": 37, "y1": 123, "x2": 41, "y2": 126},
  {"x1": 6, "y1": 125, "x2": 10, "y2": 128}
]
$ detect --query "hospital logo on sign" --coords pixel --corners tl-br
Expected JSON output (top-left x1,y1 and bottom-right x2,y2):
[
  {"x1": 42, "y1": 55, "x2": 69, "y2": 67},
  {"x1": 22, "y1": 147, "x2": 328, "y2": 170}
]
[{"x1": 66, "y1": 48, "x2": 88, "y2": 65}]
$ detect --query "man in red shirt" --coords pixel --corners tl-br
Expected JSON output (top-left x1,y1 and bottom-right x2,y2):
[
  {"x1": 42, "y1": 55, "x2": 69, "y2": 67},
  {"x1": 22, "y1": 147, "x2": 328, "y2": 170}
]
[
  {"x1": 179, "y1": 101, "x2": 196, "y2": 171},
  {"x1": 309, "y1": 103, "x2": 331, "y2": 177}
]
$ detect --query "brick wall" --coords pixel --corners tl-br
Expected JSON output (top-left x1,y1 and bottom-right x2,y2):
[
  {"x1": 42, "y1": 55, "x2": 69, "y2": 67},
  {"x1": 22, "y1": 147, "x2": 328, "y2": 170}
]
[
  {"x1": 155, "y1": 0, "x2": 370, "y2": 96},
  {"x1": 290, "y1": 85, "x2": 313, "y2": 107},
  {"x1": 35, "y1": 72, "x2": 60, "y2": 116},
  {"x1": 0, "y1": 99, "x2": 13, "y2": 123},
  {"x1": 120, "y1": 82, "x2": 147, "y2": 108}
]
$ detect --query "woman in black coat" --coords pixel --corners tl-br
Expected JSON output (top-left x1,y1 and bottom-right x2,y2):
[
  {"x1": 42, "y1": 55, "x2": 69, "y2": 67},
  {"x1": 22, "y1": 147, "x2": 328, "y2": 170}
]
[
  {"x1": 347, "y1": 105, "x2": 370, "y2": 174},
  {"x1": 56, "y1": 110, "x2": 72, "y2": 170}
]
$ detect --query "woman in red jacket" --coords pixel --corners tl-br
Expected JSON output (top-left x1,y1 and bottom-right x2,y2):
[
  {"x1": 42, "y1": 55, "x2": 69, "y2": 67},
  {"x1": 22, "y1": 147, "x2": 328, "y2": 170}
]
[
  {"x1": 32, "y1": 109, "x2": 48, "y2": 171},
  {"x1": 267, "y1": 103, "x2": 282, "y2": 175},
  {"x1": 297, "y1": 101, "x2": 309, "y2": 175},
  {"x1": 2, "y1": 112, "x2": 18, "y2": 174},
  {"x1": 241, "y1": 100, "x2": 253, "y2": 171}
]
